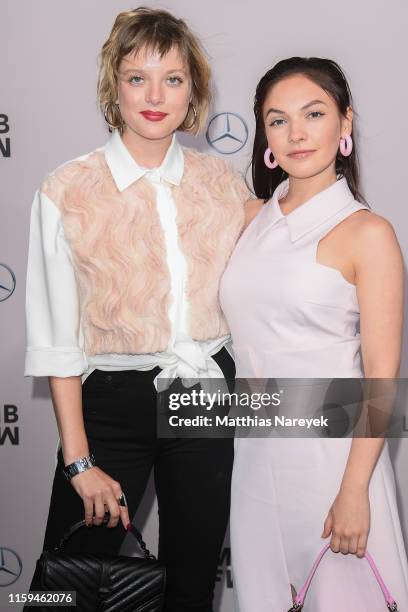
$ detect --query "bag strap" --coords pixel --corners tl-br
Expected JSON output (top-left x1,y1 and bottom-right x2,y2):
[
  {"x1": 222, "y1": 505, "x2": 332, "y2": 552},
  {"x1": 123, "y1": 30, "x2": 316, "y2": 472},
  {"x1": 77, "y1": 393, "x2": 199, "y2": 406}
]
[
  {"x1": 288, "y1": 543, "x2": 398, "y2": 611},
  {"x1": 53, "y1": 512, "x2": 156, "y2": 561}
]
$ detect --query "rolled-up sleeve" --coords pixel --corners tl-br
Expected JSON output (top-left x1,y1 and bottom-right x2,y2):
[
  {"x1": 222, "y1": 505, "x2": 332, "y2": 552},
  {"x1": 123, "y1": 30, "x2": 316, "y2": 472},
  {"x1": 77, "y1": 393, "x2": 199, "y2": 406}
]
[{"x1": 24, "y1": 190, "x2": 88, "y2": 377}]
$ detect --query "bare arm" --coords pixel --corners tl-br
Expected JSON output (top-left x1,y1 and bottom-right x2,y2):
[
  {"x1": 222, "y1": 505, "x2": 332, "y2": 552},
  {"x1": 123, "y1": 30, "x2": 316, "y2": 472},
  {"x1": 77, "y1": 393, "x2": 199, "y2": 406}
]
[
  {"x1": 342, "y1": 215, "x2": 403, "y2": 484},
  {"x1": 49, "y1": 376, "x2": 89, "y2": 463},
  {"x1": 322, "y1": 214, "x2": 404, "y2": 556},
  {"x1": 48, "y1": 375, "x2": 130, "y2": 530}
]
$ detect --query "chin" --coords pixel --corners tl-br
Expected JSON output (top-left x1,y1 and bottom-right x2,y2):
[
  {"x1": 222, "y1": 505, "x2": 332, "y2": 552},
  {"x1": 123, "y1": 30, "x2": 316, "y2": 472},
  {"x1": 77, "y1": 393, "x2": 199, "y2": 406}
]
[
  {"x1": 126, "y1": 122, "x2": 175, "y2": 141},
  {"x1": 284, "y1": 161, "x2": 330, "y2": 180},
  {"x1": 284, "y1": 168, "x2": 318, "y2": 180}
]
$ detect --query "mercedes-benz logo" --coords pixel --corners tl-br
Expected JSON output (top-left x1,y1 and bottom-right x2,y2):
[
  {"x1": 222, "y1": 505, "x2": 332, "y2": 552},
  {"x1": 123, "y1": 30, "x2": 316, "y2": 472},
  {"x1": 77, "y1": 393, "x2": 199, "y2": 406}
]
[
  {"x1": 0, "y1": 547, "x2": 22, "y2": 586},
  {"x1": 206, "y1": 112, "x2": 248, "y2": 155},
  {"x1": 0, "y1": 263, "x2": 16, "y2": 302}
]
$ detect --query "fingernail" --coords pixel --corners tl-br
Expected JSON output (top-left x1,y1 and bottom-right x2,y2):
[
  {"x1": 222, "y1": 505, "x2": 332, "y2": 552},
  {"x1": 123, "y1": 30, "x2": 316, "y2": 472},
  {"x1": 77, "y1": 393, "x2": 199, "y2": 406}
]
[{"x1": 126, "y1": 522, "x2": 132, "y2": 531}]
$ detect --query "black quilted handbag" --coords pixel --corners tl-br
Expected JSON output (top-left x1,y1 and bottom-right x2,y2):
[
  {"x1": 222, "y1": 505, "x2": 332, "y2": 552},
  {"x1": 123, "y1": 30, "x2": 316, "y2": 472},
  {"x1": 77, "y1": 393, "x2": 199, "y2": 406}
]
[{"x1": 29, "y1": 513, "x2": 166, "y2": 611}]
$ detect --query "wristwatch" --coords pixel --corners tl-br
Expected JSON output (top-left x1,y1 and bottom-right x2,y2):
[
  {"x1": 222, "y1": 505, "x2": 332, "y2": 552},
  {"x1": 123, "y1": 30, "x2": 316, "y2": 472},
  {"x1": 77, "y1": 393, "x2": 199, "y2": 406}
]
[{"x1": 63, "y1": 453, "x2": 96, "y2": 481}]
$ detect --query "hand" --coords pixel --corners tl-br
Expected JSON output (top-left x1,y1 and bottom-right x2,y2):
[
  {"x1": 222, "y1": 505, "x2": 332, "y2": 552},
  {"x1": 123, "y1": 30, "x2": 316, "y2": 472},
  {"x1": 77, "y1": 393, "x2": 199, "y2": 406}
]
[
  {"x1": 69, "y1": 466, "x2": 130, "y2": 529},
  {"x1": 321, "y1": 485, "x2": 370, "y2": 558}
]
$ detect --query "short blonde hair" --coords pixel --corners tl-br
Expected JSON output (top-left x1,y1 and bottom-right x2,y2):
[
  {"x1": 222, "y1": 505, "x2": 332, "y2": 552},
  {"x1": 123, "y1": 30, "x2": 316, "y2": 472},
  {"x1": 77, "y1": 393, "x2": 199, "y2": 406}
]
[{"x1": 98, "y1": 7, "x2": 211, "y2": 134}]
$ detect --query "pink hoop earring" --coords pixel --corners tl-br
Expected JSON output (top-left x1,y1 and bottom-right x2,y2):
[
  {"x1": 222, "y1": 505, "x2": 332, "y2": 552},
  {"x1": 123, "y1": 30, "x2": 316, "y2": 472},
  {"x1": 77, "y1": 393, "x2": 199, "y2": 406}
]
[
  {"x1": 264, "y1": 147, "x2": 278, "y2": 169},
  {"x1": 339, "y1": 134, "x2": 353, "y2": 157}
]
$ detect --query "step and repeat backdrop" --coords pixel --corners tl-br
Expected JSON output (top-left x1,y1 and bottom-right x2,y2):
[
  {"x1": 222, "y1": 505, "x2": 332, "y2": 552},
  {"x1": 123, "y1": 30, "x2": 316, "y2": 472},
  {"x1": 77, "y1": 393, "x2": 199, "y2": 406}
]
[{"x1": 1, "y1": 0, "x2": 408, "y2": 610}]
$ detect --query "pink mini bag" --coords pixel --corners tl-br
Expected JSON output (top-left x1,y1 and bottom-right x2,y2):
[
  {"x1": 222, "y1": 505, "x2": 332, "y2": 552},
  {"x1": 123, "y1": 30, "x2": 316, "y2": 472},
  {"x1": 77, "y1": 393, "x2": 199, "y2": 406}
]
[{"x1": 287, "y1": 543, "x2": 399, "y2": 611}]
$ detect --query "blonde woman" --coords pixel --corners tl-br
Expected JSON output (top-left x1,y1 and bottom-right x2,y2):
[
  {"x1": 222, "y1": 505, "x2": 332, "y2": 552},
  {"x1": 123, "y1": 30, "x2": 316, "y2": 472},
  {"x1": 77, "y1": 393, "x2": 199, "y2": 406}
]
[{"x1": 24, "y1": 8, "x2": 248, "y2": 611}]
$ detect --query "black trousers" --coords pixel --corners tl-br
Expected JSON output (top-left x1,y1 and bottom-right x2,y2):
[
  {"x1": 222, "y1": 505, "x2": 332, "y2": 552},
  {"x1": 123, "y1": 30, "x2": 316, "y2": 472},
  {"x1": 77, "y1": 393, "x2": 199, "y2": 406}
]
[{"x1": 29, "y1": 347, "x2": 234, "y2": 612}]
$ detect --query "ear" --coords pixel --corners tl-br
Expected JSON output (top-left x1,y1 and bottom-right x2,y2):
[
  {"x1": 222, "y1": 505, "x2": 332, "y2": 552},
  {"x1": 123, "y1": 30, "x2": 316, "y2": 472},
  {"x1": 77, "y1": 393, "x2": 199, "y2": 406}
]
[{"x1": 342, "y1": 106, "x2": 353, "y2": 137}]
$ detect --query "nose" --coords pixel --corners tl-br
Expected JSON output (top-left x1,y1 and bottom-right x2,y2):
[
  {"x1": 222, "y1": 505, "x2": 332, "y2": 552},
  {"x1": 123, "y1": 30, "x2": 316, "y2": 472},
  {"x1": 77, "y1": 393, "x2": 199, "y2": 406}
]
[
  {"x1": 288, "y1": 119, "x2": 307, "y2": 143},
  {"x1": 145, "y1": 79, "x2": 164, "y2": 106}
]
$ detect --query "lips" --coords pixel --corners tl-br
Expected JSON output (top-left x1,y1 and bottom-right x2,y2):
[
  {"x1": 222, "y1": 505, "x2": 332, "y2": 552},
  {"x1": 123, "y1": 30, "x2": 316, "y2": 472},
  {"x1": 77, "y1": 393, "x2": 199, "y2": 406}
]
[
  {"x1": 287, "y1": 150, "x2": 316, "y2": 159},
  {"x1": 140, "y1": 110, "x2": 168, "y2": 122}
]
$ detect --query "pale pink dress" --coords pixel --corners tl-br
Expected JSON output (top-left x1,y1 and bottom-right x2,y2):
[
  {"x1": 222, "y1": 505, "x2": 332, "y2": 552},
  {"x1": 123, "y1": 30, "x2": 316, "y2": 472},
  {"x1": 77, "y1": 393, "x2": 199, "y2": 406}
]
[{"x1": 219, "y1": 178, "x2": 408, "y2": 611}]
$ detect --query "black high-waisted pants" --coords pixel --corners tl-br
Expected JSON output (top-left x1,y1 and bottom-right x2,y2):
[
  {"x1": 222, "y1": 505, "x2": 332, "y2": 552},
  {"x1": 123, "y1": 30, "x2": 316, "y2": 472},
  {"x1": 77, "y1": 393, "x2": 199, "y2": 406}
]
[{"x1": 29, "y1": 347, "x2": 234, "y2": 612}]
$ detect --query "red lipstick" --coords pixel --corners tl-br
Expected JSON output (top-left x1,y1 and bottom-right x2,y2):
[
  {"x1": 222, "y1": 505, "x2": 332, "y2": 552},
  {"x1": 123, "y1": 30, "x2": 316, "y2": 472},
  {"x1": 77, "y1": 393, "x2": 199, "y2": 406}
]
[{"x1": 140, "y1": 110, "x2": 168, "y2": 122}]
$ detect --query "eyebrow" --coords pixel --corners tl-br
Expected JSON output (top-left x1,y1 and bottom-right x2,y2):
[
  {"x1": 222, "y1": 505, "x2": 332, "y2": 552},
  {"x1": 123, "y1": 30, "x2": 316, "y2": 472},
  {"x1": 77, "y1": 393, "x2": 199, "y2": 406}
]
[
  {"x1": 120, "y1": 67, "x2": 188, "y2": 75},
  {"x1": 265, "y1": 99, "x2": 328, "y2": 117}
]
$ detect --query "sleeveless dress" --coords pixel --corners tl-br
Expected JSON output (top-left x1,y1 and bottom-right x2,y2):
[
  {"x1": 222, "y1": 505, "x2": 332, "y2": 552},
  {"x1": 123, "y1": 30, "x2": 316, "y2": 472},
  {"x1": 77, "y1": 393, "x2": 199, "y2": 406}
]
[{"x1": 219, "y1": 178, "x2": 408, "y2": 612}]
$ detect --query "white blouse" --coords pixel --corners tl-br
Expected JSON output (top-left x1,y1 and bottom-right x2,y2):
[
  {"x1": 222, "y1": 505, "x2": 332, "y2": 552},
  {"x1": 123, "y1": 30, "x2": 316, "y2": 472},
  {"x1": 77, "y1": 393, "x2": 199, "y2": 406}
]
[{"x1": 24, "y1": 131, "x2": 230, "y2": 388}]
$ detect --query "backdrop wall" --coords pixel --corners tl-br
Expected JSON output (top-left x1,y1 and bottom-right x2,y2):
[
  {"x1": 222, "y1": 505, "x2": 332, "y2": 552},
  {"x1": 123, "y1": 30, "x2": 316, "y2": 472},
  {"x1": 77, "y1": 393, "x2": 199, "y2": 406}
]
[{"x1": 1, "y1": 1, "x2": 408, "y2": 610}]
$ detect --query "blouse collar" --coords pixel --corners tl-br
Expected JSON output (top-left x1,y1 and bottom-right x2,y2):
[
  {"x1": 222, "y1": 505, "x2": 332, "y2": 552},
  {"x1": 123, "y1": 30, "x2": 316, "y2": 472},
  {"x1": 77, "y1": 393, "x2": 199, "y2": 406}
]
[
  {"x1": 260, "y1": 177, "x2": 358, "y2": 242},
  {"x1": 104, "y1": 130, "x2": 184, "y2": 192}
]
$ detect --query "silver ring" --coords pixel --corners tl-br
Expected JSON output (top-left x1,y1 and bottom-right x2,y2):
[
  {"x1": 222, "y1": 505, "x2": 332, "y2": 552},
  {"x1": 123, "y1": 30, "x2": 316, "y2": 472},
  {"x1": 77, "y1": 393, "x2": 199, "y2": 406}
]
[{"x1": 117, "y1": 492, "x2": 127, "y2": 507}]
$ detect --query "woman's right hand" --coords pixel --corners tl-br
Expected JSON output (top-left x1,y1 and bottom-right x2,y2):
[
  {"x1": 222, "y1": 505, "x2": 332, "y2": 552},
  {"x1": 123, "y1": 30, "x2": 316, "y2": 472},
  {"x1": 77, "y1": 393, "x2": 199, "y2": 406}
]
[
  {"x1": 69, "y1": 466, "x2": 130, "y2": 530},
  {"x1": 47, "y1": 377, "x2": 130, "y2": 530}
]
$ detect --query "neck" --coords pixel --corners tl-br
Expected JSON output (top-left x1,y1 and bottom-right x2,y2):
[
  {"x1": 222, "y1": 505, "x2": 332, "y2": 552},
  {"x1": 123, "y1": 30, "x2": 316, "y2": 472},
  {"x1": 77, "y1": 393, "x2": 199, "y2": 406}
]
[
  {"x1": 121, "y1": 126, "x2": 174, "y2": 168},
  {"x1": 279, "y1": 165, "x2": 337, "y2": 214}
]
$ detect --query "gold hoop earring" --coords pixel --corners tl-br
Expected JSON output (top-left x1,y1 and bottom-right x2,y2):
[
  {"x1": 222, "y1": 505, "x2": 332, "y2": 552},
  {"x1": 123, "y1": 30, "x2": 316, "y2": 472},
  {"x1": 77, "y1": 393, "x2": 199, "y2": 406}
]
[{"x1": 183, "y1": 103, "x2": 197, "y2": 130}]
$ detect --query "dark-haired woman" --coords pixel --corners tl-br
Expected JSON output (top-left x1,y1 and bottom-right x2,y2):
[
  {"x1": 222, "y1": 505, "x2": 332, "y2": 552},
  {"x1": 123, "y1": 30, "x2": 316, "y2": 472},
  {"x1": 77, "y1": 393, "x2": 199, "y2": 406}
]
[
  {"x1": 220, "y1": 58, "x2": 408, "y2": 610},
  {"x1": 24, "y1": 8, "x2": 249, "y2": 611}
]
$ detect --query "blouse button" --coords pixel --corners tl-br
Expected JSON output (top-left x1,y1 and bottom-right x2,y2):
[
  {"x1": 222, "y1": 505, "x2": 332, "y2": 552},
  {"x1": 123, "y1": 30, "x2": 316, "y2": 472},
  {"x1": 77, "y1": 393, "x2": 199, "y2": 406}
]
[{"x1": 106, "y1": 374, "x2": 113, "y2": 382}]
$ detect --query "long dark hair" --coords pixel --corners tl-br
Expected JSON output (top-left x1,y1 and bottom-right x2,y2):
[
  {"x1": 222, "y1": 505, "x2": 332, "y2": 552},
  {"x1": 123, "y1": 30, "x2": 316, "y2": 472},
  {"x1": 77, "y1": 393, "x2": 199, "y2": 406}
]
[{"x1": 251, "y1": 57, "x2": 365, "y2": 203}]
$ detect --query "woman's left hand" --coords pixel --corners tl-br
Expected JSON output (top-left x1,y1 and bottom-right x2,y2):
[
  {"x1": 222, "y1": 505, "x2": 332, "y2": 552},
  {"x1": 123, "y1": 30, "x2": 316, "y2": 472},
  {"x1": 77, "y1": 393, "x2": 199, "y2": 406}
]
[{"x1": 322, "y1": 485, "x2": 370, "y2": 558}]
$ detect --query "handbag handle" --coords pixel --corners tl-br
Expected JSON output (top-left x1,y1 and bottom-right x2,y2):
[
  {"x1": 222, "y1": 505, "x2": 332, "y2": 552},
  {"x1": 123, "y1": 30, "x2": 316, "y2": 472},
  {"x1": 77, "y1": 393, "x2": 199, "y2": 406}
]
[
  {"x1": 288, "y1": 543, "x2": 399, "y2": 611},
  {"x1": 53, "y1": 512, "x2": 156, "y2": 561}
]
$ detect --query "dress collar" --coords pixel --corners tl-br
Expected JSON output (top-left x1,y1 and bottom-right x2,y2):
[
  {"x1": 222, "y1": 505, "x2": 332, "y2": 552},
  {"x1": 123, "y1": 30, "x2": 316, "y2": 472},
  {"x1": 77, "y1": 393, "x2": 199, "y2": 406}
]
[
  {"x1": 260, "y1": 177, "x2": 357, "y2": 242},
  {"x1": 104, "y1": 130, "x2": 184, "y2": 192}
]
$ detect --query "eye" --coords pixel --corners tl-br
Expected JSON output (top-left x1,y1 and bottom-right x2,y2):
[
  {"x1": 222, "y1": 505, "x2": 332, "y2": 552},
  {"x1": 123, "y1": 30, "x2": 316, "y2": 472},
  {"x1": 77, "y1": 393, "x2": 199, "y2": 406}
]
[
  {"x1": 129, "y1": 75, "x2": 144, "y2": 85},
  {"x1": 307, "y1": 111, "x2": 324, "y2": 119},
  {"x1": 269, "y1": 118, "x2": 286, "y2": 127},
  {"x1": 167, "y1": 75, "x2": 184, "y2": 86}
]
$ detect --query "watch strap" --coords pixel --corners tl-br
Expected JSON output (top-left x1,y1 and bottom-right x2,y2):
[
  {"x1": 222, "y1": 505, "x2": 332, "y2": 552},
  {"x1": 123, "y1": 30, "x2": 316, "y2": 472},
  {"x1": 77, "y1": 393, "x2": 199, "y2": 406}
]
[{"x1": 63, "y1": 453, "x2": 96, "y2": 481}]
